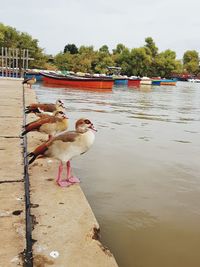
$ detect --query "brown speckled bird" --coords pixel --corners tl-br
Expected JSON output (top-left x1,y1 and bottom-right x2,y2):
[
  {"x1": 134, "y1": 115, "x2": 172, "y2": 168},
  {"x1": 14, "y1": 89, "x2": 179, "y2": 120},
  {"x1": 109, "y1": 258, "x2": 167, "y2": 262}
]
[
  {"x1": 25, "y1": 99, "x2": 65, "y2": 116},
  {"x1": 22, "y1": 111, "x2": 69, "y2": 140}
]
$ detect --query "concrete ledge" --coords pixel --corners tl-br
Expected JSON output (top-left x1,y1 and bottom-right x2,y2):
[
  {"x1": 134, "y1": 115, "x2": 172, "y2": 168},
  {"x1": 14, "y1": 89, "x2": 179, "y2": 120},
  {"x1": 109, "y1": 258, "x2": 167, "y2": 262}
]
[
  {"x1": 25, "y1": 88, "x2": 118, "y2": 266},
  {"x1": 0, "y1": 80, "x2": 25, "y2": 267}
]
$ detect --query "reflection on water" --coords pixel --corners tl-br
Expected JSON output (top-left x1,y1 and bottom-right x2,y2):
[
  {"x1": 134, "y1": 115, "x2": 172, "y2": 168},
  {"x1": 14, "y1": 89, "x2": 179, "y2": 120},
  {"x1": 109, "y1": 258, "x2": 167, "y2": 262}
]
[{"x1": 34, "y1": 82, "x2": 200, "y2": 267}]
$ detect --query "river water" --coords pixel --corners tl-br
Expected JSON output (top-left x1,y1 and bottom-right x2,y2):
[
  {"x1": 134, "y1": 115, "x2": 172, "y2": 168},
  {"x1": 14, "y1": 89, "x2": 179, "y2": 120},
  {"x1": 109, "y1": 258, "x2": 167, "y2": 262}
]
[{"x1": 34, "y1": 82, "x2": 200, "y2": 267}]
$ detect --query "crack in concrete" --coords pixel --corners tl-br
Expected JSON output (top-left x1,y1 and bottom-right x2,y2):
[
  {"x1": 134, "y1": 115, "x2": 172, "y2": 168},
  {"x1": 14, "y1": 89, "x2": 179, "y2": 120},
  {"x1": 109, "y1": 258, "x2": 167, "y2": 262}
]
[{"x1": 0, "y1": 179, "x2": 23, "y2": 184}]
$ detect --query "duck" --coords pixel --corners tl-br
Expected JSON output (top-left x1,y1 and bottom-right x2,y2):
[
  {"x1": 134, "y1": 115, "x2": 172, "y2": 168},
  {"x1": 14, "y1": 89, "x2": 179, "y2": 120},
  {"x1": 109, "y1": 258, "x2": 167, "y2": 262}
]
[
  {"x1": 22, "y1": 110, "x2": 69, "y2": 140},
  {"x1": 22, "y1": 76, "x2": 37, "y2": 88},
  {"x1": 28, "y1": 118, "x2": 97, "y2": 187},
  {"x1": 25, "y1": 99, "x2": 65, "y2": 116}
]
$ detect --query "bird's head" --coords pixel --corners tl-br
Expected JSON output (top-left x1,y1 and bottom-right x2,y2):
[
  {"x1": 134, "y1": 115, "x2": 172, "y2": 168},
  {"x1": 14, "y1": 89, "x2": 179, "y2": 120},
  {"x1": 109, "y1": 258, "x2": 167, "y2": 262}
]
[
  {"x1": 55, "y1": 111, "x2": 68, "y2": 119},
  {"x1": 56, "y1": 99, "x2": 64, "y2": 108},
  {"x1": 75, "y1": 118, "x2": 97, "y2": 133}
]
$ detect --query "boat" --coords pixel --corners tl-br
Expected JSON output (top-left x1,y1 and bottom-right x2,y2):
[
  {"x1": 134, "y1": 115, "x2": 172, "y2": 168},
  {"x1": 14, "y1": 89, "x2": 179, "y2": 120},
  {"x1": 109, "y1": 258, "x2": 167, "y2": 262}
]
[
  {"x1": 25, "y1": 69, "x2": 43, "y2": 81},
  {"x1": 160, "y1": 79, "x2": 177, "y2": 86},
  {"x1": 114, "y1": 77, "x2": 128, "y2": 86},
  {"x1": 128, "y1": 77, "x2": 141, "y2": 87},
  {"x1": 40, "y1": 72, "x2": 114, "y2": 89},
  {"x1": 152, "y1": 80, "x2": 161, "y2": 86},
  {"x1": 187, "y1": 78, "x2": 200, "y2": 83},
  {"x1": 140, "y1": 77, "x2": 152, "y2": 85}
]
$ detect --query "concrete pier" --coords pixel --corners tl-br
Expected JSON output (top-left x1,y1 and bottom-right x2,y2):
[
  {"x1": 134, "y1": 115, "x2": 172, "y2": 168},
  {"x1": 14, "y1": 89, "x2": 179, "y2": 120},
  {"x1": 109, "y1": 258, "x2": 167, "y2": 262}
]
[{"x1": 0, "y1": 79, "x2": 118, "y2": 267}]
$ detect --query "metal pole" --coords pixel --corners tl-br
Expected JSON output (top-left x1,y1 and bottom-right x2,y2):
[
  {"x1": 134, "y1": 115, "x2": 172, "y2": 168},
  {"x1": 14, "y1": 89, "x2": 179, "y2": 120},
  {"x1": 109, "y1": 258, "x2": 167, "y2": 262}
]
[
  {"x1": 22, "y1": 49, "x2": 25, "y2": 77},
  {"x1": 12, "y1": 48, "x2": 15, "y2": 78},
  {"x1": 26, "y1": 49, "x2": 29, "y2": 70},
  {"x1": 16, "y1": 49, "x2": 18, "y2": 78},
  {"x1": 8, "y1": 48, "x2": 11, "y2": 77},
  {"x1": 1, "y1": 47, "x2": 4, "y2": 77},
  {"x1": 5, "y1": 47, "x2": 8, "y2": 78}
]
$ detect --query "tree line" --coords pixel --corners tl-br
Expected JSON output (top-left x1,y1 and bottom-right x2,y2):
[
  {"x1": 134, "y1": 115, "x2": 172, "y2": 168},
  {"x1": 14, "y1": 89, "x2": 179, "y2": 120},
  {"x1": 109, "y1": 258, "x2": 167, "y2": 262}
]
[{"x1": 0, "y1": 23, "x2": 199, "y2": 77}]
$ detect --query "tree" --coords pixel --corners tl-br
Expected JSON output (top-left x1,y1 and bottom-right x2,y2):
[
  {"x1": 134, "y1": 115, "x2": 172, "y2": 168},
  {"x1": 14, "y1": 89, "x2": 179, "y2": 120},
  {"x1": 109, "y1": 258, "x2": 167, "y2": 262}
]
[
  {"x1": 130, "y1": 47, "x2": 152, "y2": 76},
  {"x1": 144, "y1": 37, "x2": 158, "y2": 58},
  {"x1": 154, "y1": 49, "x2": 180, "y2": 77},
  {"x1": 63, "y1": 43, "x2": 78, "y2": 54},
  {"x1": 183, "y1": 50, "x2": 199, "y2": 74},
  {"x1": 0, "y1": 23, "x2": 46, "y2": 68}
]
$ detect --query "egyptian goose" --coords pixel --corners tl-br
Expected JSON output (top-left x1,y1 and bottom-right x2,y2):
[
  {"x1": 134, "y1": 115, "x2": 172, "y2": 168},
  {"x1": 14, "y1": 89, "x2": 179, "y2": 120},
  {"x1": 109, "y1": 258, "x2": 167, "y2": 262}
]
[
  {"x1": 22, "y1": 76, "x2": 37, "y2": 88},
  {"x1": 25, "y1": 99, "x2": 65, "y2": 116},
  {"x1": 22, "y1": 110, "x2": 69, "y2": 140},
  {"x1": 28, "y1": 118, "x2": 97, "y2": 187}
]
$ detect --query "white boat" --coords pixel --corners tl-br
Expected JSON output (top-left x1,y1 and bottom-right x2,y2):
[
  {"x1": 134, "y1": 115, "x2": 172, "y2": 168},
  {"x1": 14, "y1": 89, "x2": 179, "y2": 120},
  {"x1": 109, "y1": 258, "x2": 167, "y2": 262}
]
[
  {"x1": 188, "y1": 79, "x2": 200, "y2": 83},
  {"x1": 140, "y1": 77, "x2": 152, "y2": 85}
]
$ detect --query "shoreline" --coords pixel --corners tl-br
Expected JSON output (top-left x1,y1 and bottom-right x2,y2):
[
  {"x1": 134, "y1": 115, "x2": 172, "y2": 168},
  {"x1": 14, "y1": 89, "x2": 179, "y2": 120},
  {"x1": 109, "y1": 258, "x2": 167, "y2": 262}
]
[{"x1": 0, "y1": 78, "x2": 118, "y2": 266}]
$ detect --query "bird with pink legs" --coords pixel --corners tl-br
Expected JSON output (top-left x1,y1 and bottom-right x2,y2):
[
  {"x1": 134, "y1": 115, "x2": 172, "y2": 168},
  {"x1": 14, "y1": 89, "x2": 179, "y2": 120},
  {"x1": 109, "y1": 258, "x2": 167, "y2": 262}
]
[{"x1": 28, "y1": 118, "x2": 97, "y2": 187}]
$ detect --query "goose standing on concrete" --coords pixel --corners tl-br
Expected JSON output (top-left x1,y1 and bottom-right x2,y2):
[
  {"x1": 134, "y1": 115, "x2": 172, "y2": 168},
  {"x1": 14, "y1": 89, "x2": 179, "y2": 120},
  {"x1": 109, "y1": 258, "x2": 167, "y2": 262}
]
[
  {"x1": 22, "y1": 111, "x2": 69, "y2": 140},
  {"x1": 22, "y1": 76, "x2": 36, "y2": 88},
  {"x1": 28, "y1": 118, "x2": 97, "y2": 187},
  {"x1": 25, "y1": 99, "x2": 65, "y2": 116}
]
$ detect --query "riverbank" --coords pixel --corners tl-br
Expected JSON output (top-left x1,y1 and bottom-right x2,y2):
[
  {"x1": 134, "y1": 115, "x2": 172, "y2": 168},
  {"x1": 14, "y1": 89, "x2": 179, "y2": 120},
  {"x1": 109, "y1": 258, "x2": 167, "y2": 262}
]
[{"x1": 0, "y1": 78, "x2": 118, "y2": 267}]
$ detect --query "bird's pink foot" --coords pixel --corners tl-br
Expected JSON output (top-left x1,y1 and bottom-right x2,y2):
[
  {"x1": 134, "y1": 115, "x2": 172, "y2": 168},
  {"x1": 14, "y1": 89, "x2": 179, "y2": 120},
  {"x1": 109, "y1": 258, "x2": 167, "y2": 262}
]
[
  {"x1": 57, "y1": 179, "x2": 73, "y2": 187},
  {"x1": 68, "y1": 176, "x2": 80, "y2": 184}
]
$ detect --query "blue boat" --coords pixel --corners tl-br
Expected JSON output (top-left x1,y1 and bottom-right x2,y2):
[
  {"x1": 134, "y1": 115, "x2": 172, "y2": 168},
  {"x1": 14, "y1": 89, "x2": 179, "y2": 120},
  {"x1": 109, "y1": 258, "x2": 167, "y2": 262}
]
[
  {"x1": 114, "y1": 78, "x2": 128, "y2": 86},
  {"x1": 24, "y1": 71, "x2": 43, "y2": 81},
  {"x1": 152, "y1": 80, "x2": 161, "y2": 86}
]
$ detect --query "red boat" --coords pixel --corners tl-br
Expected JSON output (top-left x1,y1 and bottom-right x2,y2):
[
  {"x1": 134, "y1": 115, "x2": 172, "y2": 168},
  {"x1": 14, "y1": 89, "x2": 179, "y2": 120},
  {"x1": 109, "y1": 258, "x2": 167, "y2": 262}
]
[
  {"x1": 40, "y1": 72, "x2": 114, "y2": 89},
  {"x1": 128, "y1": 77, "x2": 141, "y2": 87}
]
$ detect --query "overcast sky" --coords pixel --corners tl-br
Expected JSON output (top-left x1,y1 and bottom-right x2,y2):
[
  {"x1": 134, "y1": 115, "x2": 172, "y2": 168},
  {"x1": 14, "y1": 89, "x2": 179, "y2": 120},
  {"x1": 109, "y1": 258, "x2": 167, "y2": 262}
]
[{"x1": 0, "y1": 0, "x2": 199, "y2": 58}]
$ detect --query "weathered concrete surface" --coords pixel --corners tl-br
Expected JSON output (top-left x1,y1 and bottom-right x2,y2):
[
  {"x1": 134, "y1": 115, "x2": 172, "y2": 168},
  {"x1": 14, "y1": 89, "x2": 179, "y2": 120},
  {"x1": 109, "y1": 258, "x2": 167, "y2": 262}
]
[
  {"x1": 25, "y1": 88, "x2": 118, "y2": 266},
  {"x1": 0, "y1": 78, "x2": 118, "y2": 266},
  {"x1": 0, "y1": 79, "x2": 25, "y2": 266}
]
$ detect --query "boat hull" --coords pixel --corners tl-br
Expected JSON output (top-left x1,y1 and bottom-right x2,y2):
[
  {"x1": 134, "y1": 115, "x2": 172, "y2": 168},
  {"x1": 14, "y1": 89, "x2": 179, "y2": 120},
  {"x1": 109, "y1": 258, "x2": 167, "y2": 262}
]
[
  {"x1": 128, "y1": 79, "x2": 141, "y2": 87},
  {"x1": 41, "y1": 73, "x2": 114, "y2": 89},
  {"x1": 114, "y1": 79, "x2": 128, "y2": 85},
  {"x1": 25, "y1": 73, "x2": 43, "y2": 81},
  {"x1": 160, "y1": 79, "x2": 177, "y2": 86},
  {"x1": 152, "y1": 80, "x2": 161, "y2": 86}
]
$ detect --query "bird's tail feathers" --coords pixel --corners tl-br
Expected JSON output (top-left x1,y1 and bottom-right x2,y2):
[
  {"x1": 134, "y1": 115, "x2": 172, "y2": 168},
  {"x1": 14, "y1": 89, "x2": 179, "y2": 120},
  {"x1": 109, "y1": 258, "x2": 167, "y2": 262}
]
[
  {"x1": 21, "y1": 129, "x2": 28, "y2": 136},
  {"x1": 27, "y1": 152, "x2": 37, "y2": 164},
  {"x1": 28, "y1": 143, "x2": 48, "y2": 165}
]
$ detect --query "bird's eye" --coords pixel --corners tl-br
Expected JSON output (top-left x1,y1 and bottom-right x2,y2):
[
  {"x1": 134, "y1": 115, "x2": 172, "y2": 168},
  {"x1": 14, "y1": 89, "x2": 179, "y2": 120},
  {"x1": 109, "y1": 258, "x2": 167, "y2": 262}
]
[{"x1": 84, "y1": 119, "x2": 91, "y2": 124}]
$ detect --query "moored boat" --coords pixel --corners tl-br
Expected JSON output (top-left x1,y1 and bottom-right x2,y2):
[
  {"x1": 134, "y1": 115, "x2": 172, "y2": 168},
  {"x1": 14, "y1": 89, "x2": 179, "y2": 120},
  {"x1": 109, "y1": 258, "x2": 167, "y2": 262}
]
[
  {"x1": 160, "y1": 79, "x2": 177, "y2": 86},
  {"x1": 128, "y1": 77, "x2": 141, "y2": 87},
  {"x1": 25, "y1": 71, "x2": 43, "y2": 81},
  {"x1": 152, "y1": 80, "x2": 161, "y2": 86},
  {"x1": 187, "y1": 78, "x2": 200, "y2": 83},
  {"x1": 141, "y1": 77, "x2": 152, "y2": 85},
  {"x1": 114, "y1": 77, "x2": 128, "y2": 86},
  {"x1": 40, "y1": 72, "x2": 114, "y2": 89}
]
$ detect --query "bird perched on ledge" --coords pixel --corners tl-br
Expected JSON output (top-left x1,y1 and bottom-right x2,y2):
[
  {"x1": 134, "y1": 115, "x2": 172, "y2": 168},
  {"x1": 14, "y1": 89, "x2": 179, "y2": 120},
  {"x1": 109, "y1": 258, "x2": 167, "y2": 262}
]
[
  {"x1": 25, "y1": 99, "x2": 65, "y2": 117},
  {"x1": 22, "y1": 76, "x2": 36, "y2": 88},
  {"x1": 28, "y1": 118, "x2": 97, "y2": 187},
  {"x1": 22, "y1": 110, "x2": 69, "y2": 140}
]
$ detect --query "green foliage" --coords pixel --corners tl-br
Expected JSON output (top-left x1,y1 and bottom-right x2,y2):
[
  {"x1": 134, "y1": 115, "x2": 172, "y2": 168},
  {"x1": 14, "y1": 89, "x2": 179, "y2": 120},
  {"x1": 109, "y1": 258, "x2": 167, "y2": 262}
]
[
  {"x1": 144, "y1": 37, "x2": 158, "y2": 58},
  {"x1": 63, "y1": 43, "x2": 78, "y2": 54},
  {"x1": 0, "y1": 22, "x2": 46, "y2": 68},
  {"x1": 1, "y1": 22, "x2": 199, "y2": 76},
  {"x1": 183, "y1": 50, "x2": 199, "y2": 74},
  {"x1": 130, "y1": 47, "x2": 152, "y2": 76}
]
